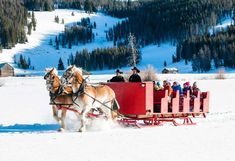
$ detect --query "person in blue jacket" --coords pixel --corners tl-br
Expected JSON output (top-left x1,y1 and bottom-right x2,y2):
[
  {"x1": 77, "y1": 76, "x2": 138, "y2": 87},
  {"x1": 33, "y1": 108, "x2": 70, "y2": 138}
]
[{"x1": 171, "y1": 81, "x2": 182, "y2": 94}]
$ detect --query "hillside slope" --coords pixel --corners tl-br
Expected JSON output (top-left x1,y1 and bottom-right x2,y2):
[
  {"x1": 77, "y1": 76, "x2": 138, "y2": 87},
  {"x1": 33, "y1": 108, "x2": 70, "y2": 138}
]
[{"x1": 0, "y1": 9, "x2": 234, "y2": 74}]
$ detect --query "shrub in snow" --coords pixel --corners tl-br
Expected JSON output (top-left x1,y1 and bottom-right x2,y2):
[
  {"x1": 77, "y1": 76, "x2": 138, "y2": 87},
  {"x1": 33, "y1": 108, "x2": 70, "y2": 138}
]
[
  {"x1": 123, "y1": 65, "x2": 158, "y2": 82},
  {"x1": 215, "y1": 69, "x2": 226, "y2": 79},
  {"x1": 141, "y1": 65, "x2": 158, "y2": 81}
]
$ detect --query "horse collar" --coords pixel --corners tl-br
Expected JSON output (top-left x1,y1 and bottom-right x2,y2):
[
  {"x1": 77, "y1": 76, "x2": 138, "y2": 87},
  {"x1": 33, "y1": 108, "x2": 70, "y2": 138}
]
[{"x1": 74, "y1": 79, "x2": 86, "y2": 96}]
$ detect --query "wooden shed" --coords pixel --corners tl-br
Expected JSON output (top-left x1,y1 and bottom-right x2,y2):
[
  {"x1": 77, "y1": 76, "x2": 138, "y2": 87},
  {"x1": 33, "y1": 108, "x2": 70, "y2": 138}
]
[{"x1": 0, "y1": 63, "x2": 14, "y2": 77}]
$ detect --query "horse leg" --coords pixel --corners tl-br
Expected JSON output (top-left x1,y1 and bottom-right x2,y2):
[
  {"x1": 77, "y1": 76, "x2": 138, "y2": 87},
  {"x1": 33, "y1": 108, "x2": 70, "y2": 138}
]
[
  {"x1": 58, "y1": 108, "x2": 67, "y2": 131},
  {"x1": 78, "y1": 106, "x2": 90, "y2": 132},
  {"x1": 52, "y1": 105, "x2": 64, "y2": 131},
  {"x1": 52, "y1": 105, "x2": 61, "y2": 122}
]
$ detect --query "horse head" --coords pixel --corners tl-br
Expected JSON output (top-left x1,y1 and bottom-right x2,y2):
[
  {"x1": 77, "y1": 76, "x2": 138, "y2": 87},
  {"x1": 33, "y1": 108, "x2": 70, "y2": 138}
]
[
  {"x1": 44, "y1": 68, "x2": 60, "y2": 93},
  {"x1": 62, "y1": 65, "x2": 84, "y2": 93}
]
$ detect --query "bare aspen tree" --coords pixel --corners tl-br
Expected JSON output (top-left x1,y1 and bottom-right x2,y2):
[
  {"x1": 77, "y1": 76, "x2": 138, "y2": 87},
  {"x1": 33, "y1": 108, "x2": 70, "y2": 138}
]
[{"x1": 128, "y1": 33, "x2": 137, "y2": 67}]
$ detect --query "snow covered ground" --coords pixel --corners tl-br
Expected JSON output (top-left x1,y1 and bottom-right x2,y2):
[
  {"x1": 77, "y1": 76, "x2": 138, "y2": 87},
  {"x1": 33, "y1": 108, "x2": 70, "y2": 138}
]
[{"x1": 0, "y1": 74, "x2": 235, "y2": 161}]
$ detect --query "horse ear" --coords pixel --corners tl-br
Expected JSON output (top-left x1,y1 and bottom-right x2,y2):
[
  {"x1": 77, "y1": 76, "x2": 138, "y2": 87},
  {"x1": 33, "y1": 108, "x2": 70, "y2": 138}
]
[{"x1": 50, "y1": 68, "x2": 55, "y2": 73}]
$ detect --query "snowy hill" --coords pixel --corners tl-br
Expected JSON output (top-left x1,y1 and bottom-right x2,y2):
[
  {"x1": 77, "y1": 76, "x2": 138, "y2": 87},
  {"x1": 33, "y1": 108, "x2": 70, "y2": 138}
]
[
  {"x1": 0, "y1": 9, "x2": 234, "y2": 75},
  {"x1": 0, "y1": 9, "x2": 122, "y2": 74}
]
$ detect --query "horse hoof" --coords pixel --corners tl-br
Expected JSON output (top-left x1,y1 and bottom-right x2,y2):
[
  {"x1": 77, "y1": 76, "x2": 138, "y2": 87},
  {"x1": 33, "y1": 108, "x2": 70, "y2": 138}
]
[
  {"x1": 57, "y1": 128, "x2": 65, "y2": 132},
  {"x1": 78, "y1": 128, "x2": 85, "y2": 132}
]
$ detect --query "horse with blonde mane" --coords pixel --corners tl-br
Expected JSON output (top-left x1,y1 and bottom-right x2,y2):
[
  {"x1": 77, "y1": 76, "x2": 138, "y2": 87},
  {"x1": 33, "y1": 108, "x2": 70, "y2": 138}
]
[
  {"x1": 62, "y1": 65, "x2": 119, "y2": 132},
  {"x1": 44, "y1": 68, "x2": 76, "y2": 131}
]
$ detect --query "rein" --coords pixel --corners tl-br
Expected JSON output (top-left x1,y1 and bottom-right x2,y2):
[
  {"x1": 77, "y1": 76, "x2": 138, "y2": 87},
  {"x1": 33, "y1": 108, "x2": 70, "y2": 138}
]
[
  {"x1": 72, "y1": 78, "x2": 123, "y2": 117},
  {"x1": 62, "y1": 70, "x2": 123, "y2": 117}
]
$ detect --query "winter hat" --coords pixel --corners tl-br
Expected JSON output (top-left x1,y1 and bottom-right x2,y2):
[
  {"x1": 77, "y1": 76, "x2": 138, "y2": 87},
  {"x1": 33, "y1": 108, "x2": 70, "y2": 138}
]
[
  {"x1": 131, "y1": 66, "x2": 140, "y2": 73},
  {"x1": 116, "y1": 69, "x2": 123, "y2": 74},
  {"x1": 156, "y1": 82, "x2": 160, "y2": 86},
  {"x1": 185, "y1": 82, "x2": 190, "y2": 86}
]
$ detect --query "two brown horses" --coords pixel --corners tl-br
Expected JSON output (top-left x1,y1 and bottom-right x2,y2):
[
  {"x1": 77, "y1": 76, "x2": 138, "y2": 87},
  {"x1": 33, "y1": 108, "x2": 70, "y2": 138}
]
[{"x1": 44, "y1": 66, "x2": 118, "y2": 132}]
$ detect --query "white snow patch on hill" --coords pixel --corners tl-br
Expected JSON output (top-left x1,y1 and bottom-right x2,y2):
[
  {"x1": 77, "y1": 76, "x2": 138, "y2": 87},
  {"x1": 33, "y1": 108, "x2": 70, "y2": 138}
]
[{"x1": 209, "y1": 16, "x2": 234, "y2": 35}]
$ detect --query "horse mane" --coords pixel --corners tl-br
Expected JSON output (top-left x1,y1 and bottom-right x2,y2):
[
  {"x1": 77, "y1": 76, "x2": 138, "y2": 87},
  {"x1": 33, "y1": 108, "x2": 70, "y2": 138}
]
[
  {"x1": 73, "y1": 70, "x2": 84, "y2": 84},
  {"x1": 73, "y1": 67, "x2": 83, "y2": 76},
  {"x1": 45, "y1": 67, "x2": 58, "y2": 75}
]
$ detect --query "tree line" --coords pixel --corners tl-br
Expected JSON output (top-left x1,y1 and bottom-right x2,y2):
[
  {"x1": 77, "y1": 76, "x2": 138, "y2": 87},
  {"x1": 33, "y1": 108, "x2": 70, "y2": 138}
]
[
  {"x1": 105, "y1": 0, "x2": 235, "y2": 47},
  {"x1": 0, "y1": 0, "x2": 28, "y2": 49},
  {"x1": 22, "y1": 0, "x2": 129, "y2": 13},
  {"x1": 53, "y1": 17, "x2": 94, "y2": 49},
  {"x1": 67, "y1": 46, "x2": 141, "y2": 71},
  {"x1": 176, "y1": 25, "x2": 235, "y2": 72},
  {"x1": 15, "y1": 54, "x2": 33, "y2": 70},
  {"x1": 22, "y1": 0, "x2": 54, "y2": 11}
]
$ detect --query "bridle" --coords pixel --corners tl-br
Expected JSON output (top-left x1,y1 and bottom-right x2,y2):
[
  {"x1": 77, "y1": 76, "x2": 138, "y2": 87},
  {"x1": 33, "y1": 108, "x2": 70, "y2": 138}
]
[{"x1": 44, "y1": 70, "x2": 60, "y2": 94}]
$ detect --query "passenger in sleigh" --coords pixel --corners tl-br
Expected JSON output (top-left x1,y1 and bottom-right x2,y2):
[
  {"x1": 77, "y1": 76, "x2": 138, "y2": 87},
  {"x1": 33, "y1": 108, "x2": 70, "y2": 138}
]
[
  {"x1": 108, "y1": 69, "x2": 125, "y2": 82},
  {"x1": 153, "y1": 81, "x2": 163, "y2": 90},
  {"x1": 172, "y1": 81, "x2": 182, "y2": 94},
  {"x1": 182, "y1": 82, "x2": 192, "y2": 96},
  {"x1": 191, "y1": 82, "x2": 201, "y2": 98},
  {"x1": 163, "y1": 80, "x2": 173, "y2": 97},
  {"x1": 162, "y1": 81, "x2": 173, "y2": 112},
  {"x1": 129, "y1": 67, "x2": 142, "y2": 82}
]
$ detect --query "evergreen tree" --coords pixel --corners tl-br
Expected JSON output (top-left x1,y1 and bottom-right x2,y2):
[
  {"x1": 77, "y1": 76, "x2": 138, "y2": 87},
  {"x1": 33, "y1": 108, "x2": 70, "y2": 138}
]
[
  {"x1": 27, "y1": 22, "x2": 32, "y2": 35},
  {"x1": 172, "y1": 55, "x2": 177, "y2": 63},
  {"x1": 49, "y1": 38, "x2": 53, "y2": 45},
  {"x1": 32, "y1": 11, "x2": 37, "y2": 31},
  {"x1": 84, "y1": 0, "x2": 96, "y2": 13},
  {"x1": 93, "y1": 22, "x2": 96, "y2": 29},
  {"x1": 58, "y1": 58, "x2": 65, "y2": 70},
  {"x1": 54, "y1": 16, "x2": 59, "y2": 23},
  {"x1": 18, "y1": 54, "x2": 30, "y2": 69},
  {"x1": 164, "y1": 61, "x2": 167, "y2": 67},
  {"x1": 0, "y1": 0, "x2": 28, "y2": 48},
  {"x1": 55, "y1": 36, "x2": 59, "y2": 50}
]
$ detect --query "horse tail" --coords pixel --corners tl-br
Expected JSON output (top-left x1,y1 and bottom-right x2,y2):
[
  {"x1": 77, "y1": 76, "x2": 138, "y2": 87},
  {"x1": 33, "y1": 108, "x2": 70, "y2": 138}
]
[
  {"x1": 113, "y1": 98, "x2": 120, "y2": 110},
  {"x1": 111, "y1": 98, "x2": 120, "y2": 119}
]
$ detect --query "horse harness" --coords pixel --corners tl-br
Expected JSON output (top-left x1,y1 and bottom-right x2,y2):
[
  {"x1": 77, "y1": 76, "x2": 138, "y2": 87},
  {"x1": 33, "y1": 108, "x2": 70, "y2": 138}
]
[
  {"x1": 48, "y1": 72, "x2": 122, "y2": 117},
  {"x1": 72, "y1": 79, "x2": 114, "y2": 112}
]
